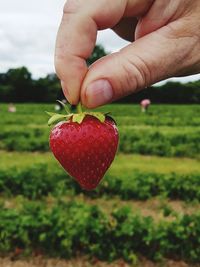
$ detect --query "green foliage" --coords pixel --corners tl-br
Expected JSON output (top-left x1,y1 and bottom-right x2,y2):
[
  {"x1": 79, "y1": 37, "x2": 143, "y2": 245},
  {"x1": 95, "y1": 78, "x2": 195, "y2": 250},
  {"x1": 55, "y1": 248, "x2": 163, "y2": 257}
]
[
  {"x1": 0, "y1": 68, "x2": 63, "y2": 103},
  {"x1": 1, "y1": 123, "x2": 200, "y2": 158},
  {"x1": 86, "y1": 45, "x2": 108, "y2": 65},
  {"x1": 1, "y1": 200, "x2": 200, "y2": 262},
  {"x1": 96, "y1": 104, "x2": 200, "y2": 127},
  {"x1": 102, "y1": 171, "x2": 200, "y2": 201},
  {"x1": 119, "y1": 81, "x2": 200, "y2": 104},
  {"x1": 119, "y1": 127, "x2": 200, "y2": 158},
  {"x1": 1, "y1": 164, "x2": 200, "y2": 202},
  {"x1": 0, "y1": 164, "x2": 71, "y2": 199},
  {"x1": 0, "y1": 103, "x2": 200, "y2": 263},
  {"x1": 1, "y1": 103, "x2": 200, "y2": 126},
  {"x1": 5, "y1": 67, "x2": 32, "y2": 102},
  {"x1": 1, "y1": 104, "x2": 200, "y2": 158},
  {"x1": 0, "y1": 127, "x2": 49, "y2": 151}
]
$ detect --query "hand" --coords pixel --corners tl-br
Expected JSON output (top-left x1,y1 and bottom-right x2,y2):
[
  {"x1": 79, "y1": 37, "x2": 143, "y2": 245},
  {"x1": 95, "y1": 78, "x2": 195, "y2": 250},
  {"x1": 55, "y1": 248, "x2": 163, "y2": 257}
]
[{"x1": 55, "y1": 0, "x2": 200, "y2": 108}]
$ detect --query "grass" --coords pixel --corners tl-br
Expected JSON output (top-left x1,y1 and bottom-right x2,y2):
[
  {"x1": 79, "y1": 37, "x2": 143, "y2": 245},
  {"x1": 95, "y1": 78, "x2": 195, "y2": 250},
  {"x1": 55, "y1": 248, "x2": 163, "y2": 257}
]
[
  {"x1": 1, "y1": 151, "x2": 200, "y2": 174},
  {"x1": 1, "y1": 103, "x2": 200, "y2": 127},
  {"x1": 2, "y1": 123, "x2": 200, "y2": 133},
  {"x1": 111, "y1": 154, "x2": 200, "y2": 175}
]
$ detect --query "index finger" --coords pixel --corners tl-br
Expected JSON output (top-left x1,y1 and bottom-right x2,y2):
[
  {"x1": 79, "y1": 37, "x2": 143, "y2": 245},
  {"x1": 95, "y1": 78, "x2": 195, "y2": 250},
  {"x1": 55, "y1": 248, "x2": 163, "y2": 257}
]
[{"x1": 55, "y1": 0, "x2": 152, "y2": 104}]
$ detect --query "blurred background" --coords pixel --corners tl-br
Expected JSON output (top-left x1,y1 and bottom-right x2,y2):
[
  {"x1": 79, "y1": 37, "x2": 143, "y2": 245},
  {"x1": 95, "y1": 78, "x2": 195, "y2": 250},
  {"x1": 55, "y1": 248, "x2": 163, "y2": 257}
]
[{"x1": 0, "y1": 1, "x2": 200, "y2": 267}]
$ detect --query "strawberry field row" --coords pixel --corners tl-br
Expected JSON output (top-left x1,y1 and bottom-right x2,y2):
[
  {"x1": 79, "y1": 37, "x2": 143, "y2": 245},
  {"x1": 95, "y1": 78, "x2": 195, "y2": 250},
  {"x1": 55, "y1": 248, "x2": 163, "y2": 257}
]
[
  {"x1": 119, "y1": 127, "x2": 200, "y2": 158},
  {"x1": 1, "y1": 104, "x2": 200, "y2": 127},
  {"x1": 1, "y1": 126, "x2": 200, "y2": 158},
  {"x1": 1, "y1": 199, "x2": 200, "y2": 262},
  {"x1": 1, "y1": 163, "x2": 200, "y2": 201}
]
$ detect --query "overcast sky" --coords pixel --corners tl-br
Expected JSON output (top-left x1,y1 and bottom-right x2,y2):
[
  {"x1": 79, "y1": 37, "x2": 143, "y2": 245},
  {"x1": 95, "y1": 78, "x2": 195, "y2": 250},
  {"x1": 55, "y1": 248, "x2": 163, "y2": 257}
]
[{"x1": 0, "y1": 0, "x2": 199, "y2": 84}]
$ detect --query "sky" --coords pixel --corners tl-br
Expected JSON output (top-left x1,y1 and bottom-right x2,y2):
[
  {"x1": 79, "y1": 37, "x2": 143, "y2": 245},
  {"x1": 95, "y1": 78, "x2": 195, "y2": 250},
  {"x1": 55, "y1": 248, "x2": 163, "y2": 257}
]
[{"x1": 0, "y1": 0, "x2": 199, "y2": 84}]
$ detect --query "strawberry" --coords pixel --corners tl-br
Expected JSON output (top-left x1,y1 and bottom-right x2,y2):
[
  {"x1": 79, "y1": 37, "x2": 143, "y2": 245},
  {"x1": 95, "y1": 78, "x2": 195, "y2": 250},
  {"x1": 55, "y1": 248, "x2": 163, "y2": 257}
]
[{"x1": 47, "y1": 103, "x2": 118, "y2": 190}]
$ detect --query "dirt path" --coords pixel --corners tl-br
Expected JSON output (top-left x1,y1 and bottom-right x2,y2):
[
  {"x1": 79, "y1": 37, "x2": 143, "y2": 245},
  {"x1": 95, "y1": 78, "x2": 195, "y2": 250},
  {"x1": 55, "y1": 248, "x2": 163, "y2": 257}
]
[{"x1": 0, "y1": 257, "x2": 199, "y2": 267}]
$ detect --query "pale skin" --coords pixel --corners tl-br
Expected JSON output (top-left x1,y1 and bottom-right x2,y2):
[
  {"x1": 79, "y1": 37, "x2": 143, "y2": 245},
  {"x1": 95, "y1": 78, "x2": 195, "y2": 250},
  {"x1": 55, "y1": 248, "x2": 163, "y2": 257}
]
[{"x1": 55, "y1": 0, "x2": 200, "y2": 108}]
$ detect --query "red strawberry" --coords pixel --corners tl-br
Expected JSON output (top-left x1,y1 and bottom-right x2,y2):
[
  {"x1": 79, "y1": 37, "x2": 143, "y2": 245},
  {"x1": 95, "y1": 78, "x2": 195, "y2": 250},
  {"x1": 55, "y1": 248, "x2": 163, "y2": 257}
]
[{"x1": 48, "y1": 107, "x2": 118, "y2": 190}]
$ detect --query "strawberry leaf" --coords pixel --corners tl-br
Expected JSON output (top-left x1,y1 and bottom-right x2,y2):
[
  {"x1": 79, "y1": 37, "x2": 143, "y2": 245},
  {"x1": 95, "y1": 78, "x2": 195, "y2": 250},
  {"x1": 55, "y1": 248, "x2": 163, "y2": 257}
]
[
  {"x1": 72, "y1": 113, "x2": 85, "y2": 124},
  {"x1": 86, "y1": 112, "x2": 105, "y2": 123},
  {"x1": 46, "y1": 112, "x2": 58, "y2": 116},
  {"x1": 46, "y1": 102, "x2": 108, "y2": 126},
  {"x1": 47, "y1": 114, "x2": 68, "y2": 126}
]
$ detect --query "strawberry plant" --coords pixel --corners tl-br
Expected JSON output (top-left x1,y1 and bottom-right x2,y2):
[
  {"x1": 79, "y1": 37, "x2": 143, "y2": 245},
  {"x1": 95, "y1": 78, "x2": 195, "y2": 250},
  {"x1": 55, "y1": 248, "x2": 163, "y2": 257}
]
[
  {"x1": 0, "y1": 164, "x2": 200, "y2": 201},
  {"x1": 1, "y1": 200, "x2": 200, "y2": 262}
]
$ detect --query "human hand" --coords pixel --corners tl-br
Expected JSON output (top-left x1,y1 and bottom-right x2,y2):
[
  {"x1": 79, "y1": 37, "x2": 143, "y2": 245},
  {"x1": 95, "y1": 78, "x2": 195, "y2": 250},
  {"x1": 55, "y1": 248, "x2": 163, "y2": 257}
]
[{"x1": 55, "y1": 0, "x2": 200, "y2": 108}]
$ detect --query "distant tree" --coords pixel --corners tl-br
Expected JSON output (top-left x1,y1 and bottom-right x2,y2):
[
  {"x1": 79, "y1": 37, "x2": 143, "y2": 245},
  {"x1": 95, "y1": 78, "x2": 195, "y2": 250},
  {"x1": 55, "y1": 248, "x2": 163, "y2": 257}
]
[
  {"x1": 0, "y1": 73, "x2": 8, "y2": 85},
  {"x1": 117, "y1": 80, "x2": 200, "y2": 104},
  {"x1": 87, "y1": 44, "x2": 108, "y2": 65},
  {"x1": 183, "y1": 82, "x2": 200, "y2": 103},
  {"x1": 32, "y1": 74, "x2": 62, "y2": 102},
  {"x1": 0, "y1": 84, "x2": 15, "y2": 102},
  {"x1": 0, "y1": 43, "x2": 199, "y2": 104},
  {"x1": 5, "y1": 67, "x2": 33, "y2": 102}
]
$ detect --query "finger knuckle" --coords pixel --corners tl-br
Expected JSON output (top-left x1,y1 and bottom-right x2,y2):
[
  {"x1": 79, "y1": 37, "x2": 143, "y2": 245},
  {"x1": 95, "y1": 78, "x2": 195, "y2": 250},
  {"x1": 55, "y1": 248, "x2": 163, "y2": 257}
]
[{"x1": 122, "y1": 55, "x2": 152, "y2": 91}]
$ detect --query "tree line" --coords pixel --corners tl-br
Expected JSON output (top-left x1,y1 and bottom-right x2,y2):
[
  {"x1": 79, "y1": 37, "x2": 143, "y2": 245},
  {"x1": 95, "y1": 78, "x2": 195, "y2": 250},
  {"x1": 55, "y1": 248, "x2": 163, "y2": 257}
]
[{"x1": 0, "y1": 44, "x2": 199, "y2": 104}]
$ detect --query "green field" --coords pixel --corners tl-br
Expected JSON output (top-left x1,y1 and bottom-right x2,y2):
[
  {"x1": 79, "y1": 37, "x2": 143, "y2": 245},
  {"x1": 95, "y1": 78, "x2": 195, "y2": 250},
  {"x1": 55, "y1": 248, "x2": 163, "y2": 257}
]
[{"x1": 0, "y1": 103, "x2": 200, "y2": 266}]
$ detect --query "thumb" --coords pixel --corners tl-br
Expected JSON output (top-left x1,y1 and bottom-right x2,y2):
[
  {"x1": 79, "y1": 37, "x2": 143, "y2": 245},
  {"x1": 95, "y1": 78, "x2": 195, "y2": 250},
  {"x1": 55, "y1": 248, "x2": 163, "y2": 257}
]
[{"x1": 81, "y1": 25, "x2": 195, "y2": 108}]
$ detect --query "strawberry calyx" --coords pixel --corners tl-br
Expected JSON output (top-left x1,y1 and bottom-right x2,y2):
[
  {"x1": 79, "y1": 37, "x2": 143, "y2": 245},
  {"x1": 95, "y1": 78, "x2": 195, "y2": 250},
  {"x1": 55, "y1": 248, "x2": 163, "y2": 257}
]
[{"x1": 46, "y1": 101, "x2": 106, "y2": 126}]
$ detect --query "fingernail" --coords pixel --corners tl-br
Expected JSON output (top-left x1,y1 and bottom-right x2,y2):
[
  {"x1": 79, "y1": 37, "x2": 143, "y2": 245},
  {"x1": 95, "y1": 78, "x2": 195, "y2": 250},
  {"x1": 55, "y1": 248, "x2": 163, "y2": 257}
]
[{"x1": 85, "y1": 79, "x2": 113, "y2": 107}]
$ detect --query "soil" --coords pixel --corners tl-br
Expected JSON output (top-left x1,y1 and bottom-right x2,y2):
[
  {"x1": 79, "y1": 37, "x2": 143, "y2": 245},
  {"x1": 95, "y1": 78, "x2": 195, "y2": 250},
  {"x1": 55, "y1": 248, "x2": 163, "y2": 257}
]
[{"x1": 0, "y1": 257, "x2": 199, "y2": 267}]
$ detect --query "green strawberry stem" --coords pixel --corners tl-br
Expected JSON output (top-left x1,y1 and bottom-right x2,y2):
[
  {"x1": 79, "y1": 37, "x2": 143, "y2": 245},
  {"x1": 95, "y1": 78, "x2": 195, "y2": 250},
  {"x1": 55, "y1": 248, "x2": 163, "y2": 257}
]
[
  {"x1": 77, "y1": 102, "x2": 83, "y2": 114},
  {"x1": 57, "y1": 100, "x2": 70, "y2": 114}
]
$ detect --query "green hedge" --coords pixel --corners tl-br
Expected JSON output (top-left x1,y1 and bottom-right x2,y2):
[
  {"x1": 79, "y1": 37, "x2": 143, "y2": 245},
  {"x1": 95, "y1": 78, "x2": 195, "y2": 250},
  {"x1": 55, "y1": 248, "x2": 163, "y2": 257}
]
[
  {"x1": 1, "y1": 126, "x2": 200, "y2": 158},
  {"x1": 1, "y1": 164, "x2": 200, "y2": 201},
  {"x1": 0, "y1": 164, "x2": 75, "y2": 199},
  {"x1": 0, "y1": 127, "x2": 49, "y2": 151},
  {"x1": 0, "y1": 200, "x2": 200, "y2": 262},
  {"x1": 102, "y1": 172, "x2": 200, "y2": 201},
  {"x1": 119, "y1": 127, "x2": 200, "y2": 158}
]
